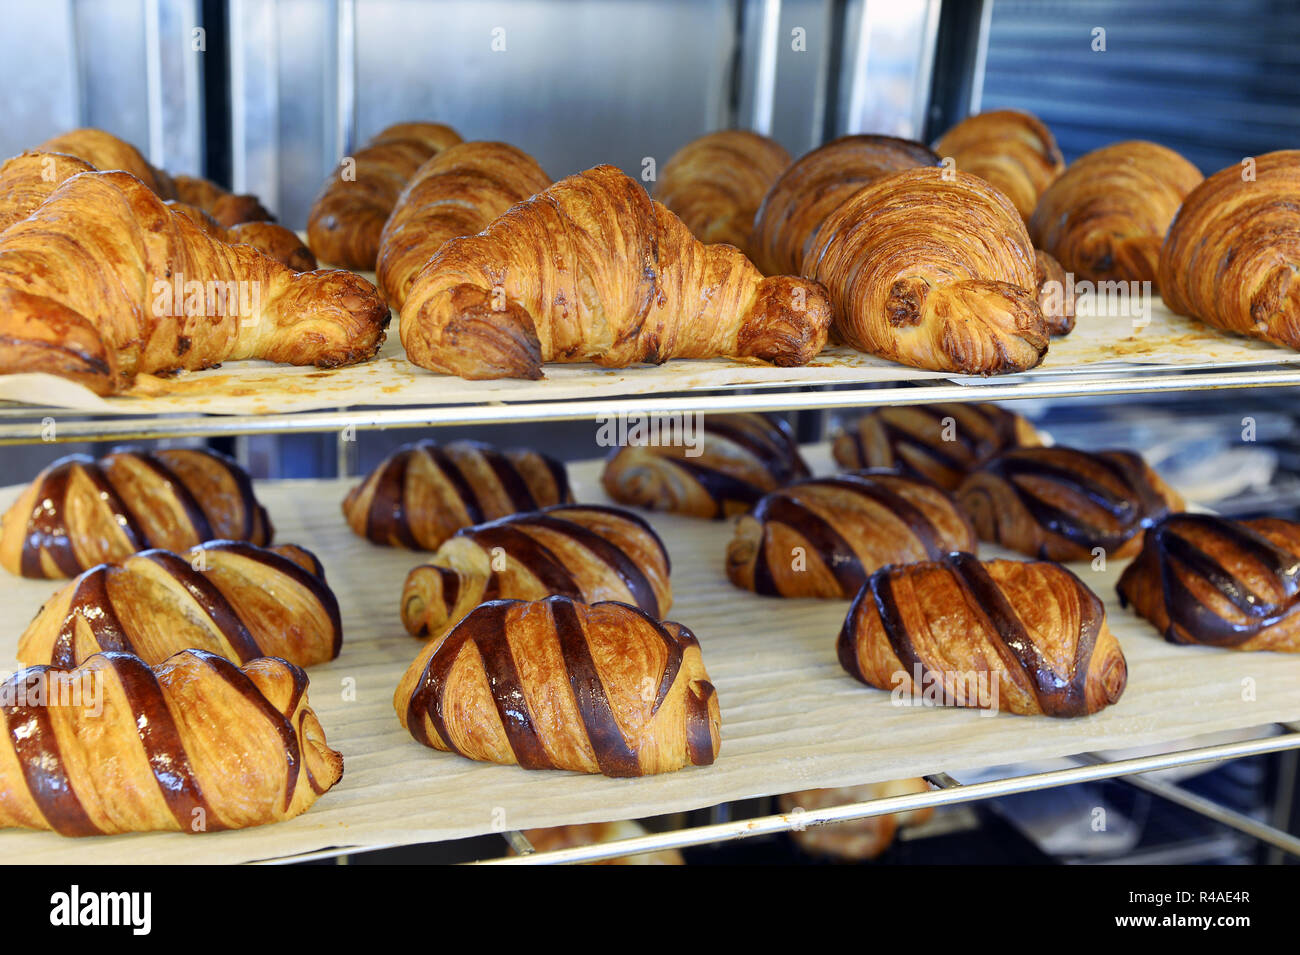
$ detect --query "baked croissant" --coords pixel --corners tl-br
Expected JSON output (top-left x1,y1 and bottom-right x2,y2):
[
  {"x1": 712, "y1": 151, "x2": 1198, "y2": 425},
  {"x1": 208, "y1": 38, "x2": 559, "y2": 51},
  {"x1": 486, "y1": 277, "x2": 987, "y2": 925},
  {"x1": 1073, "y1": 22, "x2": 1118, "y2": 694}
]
[
  {"x1": 307, "y1": 121, "x2": 463, "y2": 268},
  {"x1": 957, "y1": 446, "x2": 1183, "y2": 561},
  {"x1": 0, "y1": 151, "x2": 95, "y2": 231},
  {"x1": 750, "y1": 134, "x2": 940, "y2": 276},
  {"x1": 35, "y1": 128, "x2": 176, "y2": 198},
  {"x1": 805, "y1": 167, "x2": 1051, "y2": 374},
  {"x1": 726, "y1": 470, "x2": 976, "y2": 598},
  {"x1": 377, "y1": 141, "x2": 550, "y2": 310},
  {"x1": 400, "y1": 164, "x2": 832, "y2": 379},
  {"x1": 838, "y1": 552, "x2": 1127, "y2": 717},
  {"x1": 401, "y1": 504, "x2": 671, "y2": 638},
  {"x1": 600, "y1": 412, "x2": 810, "y2": 519},
  {"x1": 1158, "y1": 150, "x2": 1300, "y2": 349},
  {"x1": 1029, "y1": 141, "x2": 1203, "y2": 288},
  {"x1": 342, "y1": 439, "x2": 572, "y2": 550},
  {"x1": 19, "y1": 540, "x2": 341, "y2": 669},
  {"x1": 1, "y1": 447, "x2": 272, "y2": 579},
  {"x1": 0, "y1": 169, "x2": 389, "y2": 394},
  {"x1": 1118, "y1": 513, "x2": 1300, "y2": 652},
  {"x1": 779, "y1": 779, "x2": 934, "y2": 861},
  {"x1": 832, "y1": 402, "x2": 1043, "y2": 491},
  {"x1": 395, "y1": 595, "x2": 720, "y2": 777},
  {"x1": 171, "y1": 173, "x2": 274, "y2": 227},
  {"x1": 0, "y1": 649, "x2": 342, "y2": 834},
  {"x1": 932, "y1": 109, "x2": 1065, "y2": 221},
  {"x1": 167, "y1": 200, "x2": 317, "y2": 271},
  {"x1": 654, "y1": 129, "x2": 791, "y2": 259}
]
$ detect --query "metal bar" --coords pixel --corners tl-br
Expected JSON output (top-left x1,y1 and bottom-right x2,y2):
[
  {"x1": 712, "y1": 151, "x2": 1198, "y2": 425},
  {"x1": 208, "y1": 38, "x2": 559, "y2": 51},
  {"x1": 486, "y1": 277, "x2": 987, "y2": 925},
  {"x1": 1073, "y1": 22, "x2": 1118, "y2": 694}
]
[
  {"x1": 501, "y1": 831, "x2": 535, "y2": 856},
  {"x1": 749, "y1": 0, "x2": 782, "y2": 135}
]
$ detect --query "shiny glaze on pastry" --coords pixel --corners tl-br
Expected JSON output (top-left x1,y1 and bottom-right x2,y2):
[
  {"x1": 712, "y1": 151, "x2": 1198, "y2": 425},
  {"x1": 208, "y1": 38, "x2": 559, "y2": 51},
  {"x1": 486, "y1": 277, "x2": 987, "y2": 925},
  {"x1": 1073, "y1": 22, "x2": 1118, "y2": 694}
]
[{"x1": 932, "y1": 109, "x2": 1065, "y2": 221}]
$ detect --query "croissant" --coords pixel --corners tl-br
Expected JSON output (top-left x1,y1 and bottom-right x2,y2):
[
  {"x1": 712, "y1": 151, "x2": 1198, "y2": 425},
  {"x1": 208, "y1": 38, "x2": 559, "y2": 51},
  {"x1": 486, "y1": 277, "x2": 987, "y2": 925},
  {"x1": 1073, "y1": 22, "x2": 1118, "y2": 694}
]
[
  {"x1": 0, "y1": 649, "x2": 342, "y2": 834},
  {"x1": 805, "y1": 167, "x2": 1051, "y2": 374},
  {"x1": 832, "y1": 402, "x2": 1042, "y2": 490},
  {"x1": 35, "y1": 128, "x2": 176, "y2": 198},
  {"x1": 167, "y1": 200, "x2": 317, "y2": 271},
  {"x1": 395, "y1": 595, "x2": 720, "y2": 777},
  {"x1": 956, "y1": 446, "x2": 1183, "y2": 561},
  {"x1": 18, "y1": 540, "x2": 341, "y2": 669},
  {"x1": 1117, "y1": 513, "x2": 1300, "y2": 652},
  {"x1": 838, "y1": 552, "x2": 1127, "y2": 717},
  {"x1": 1, "y1": 447, "x2": 272, "y2": 579},
  {"x1": 1158, "y1": 150, "x2": 1300, "y2": 349},
  {"x1": 726, "y1": 470, "x2": 976, "y2": 598},
  {"x1": 377, "y1": 141, "x2": 550, "y2": 310},
  {"x1": 750, "y1": 134, "x2": 939, "y2": 276},
  {"x1": 779, "y1": 779, "x2": 934, "y2": 861},
  {"x1": 600, "y1": 412, "x2": 810, "y2": 519},
  {"x1": 400, "y1": 164, "x2": 832, "y2": 379},
  {"x1": 1029, "y1": 141, "x2": 1203, "y2": 289},
  {"x1": 0, "y1": 151, "x2": 95, "y2": 231},
  {"x1": 932, "y1": 109, "x2": 1065, "y2": 221},
  {"x1": 654, "y1": 130, "x2": 791, "y2": 259},
  {"x1": 0, "y1": 169, "x2": 389, "y2": 394},
  {"x1": 307, "y1": 121, "x2": 462, "y2": 268},
  {"x1": 171, "y1": 173, "x2": 273, "y2": 227},
  {"x1": 342, "y1": 439, "x2": 572, "y2": 550},
  {"x1": 401, "y1": 504, "x2": 671, "y2": 638}
]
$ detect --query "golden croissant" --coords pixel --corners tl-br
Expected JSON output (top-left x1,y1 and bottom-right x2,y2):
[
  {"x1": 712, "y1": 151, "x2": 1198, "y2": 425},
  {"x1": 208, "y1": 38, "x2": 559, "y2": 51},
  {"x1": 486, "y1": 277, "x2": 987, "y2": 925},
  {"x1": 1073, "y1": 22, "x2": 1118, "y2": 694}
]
[
  {"x1": 600, "y1": 412, "x2": 810, "y2": 519},
  {"x1": 166, "y1": 199, "x2": 317, "y2": 271},
  {"x1": 400, "y1": 164, "x2": 832, "y2": 379},
  {"x1": 654, "y1": 129, "x2": 791, "y2": 259},
  {"x1": 307, "y1": 121, "x2": 462, "y2": 268},
  {"x1": 1118, "y1": 513, "x2": 1300, "y2": 652},
  {"x1": 19, "y1": 540, "x2": 341, "y2": 669},
  {"x1": 401, "y1": 504, "x2": 671, "y2": 638},
  {"x1": 932, "y1": 109, "x2": 1065, "y2": 221},
  {"x1": 726, "y1": 470, "x2": 976, "y2": 598},
  {"x1": 0, "y1": 649, "x2": 342, "y2": 834},
  {"x1": 377, "y1": 141, "x2": 550, "y2": 310},
  {"x1": 839, "y1": 552, "x2": 1127, "y2": 717},
  {"x1": 806, "y1": 166, "x2": 1051, "y2": 374},
  {"x1": 1158, "y1": 150, "x2": 1300, "y2": 349},
  {"x1": 1029, "y1": 141, "x2": 1203, "y2": 288},
  {"x1": 1, "y1": 447, "x2": 272, "y2": 579},
  {"x1": 0, "y1": 169, "x2": 389, "y2": 394},
  {"x1": 395, "y1": 595, "x2": 720, "y2": 777},
  {"x1": 171, "y1": 173, "x2": 273, "y2": 227}
]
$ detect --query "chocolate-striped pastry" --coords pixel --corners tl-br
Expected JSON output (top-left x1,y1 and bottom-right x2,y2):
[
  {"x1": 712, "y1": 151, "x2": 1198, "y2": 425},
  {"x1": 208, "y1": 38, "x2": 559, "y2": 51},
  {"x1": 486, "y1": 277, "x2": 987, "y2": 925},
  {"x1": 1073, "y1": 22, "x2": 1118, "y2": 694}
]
[
  {"x1": 0, "y1": 649, "x2": 342, "y2": 834},
  {"x1": 838, "y1": 552, "x2": 1127, "y2": 717},
  {"x1": 1118, "y1": 513, "x2": 1300, "y2": 652},
  {"x1": 342, "y1": 439, "x2": 573, "y2": 550},
  {"x1": 395, "y1": 595, "x2": 720, "y2": 777},
  {"x1": 18, "y1": 540, "x2": 341, "y2": 669},
  {"x1": 726, "y1": 470, "x2": 976, "y2": 598},
  {"x1": 601, "y1": 413, "x2": 810, "y2": 519},
  {"x1": 832, "y1": 402, "x2": 1042, "y2": 490},
  {"x1": 0, "y1": 448, "x2": 272, "y2": 579},
  {"x1": 401, "y1": 504, "x2": 671, "y2": 638},
  {"x1": 957, "y1": 446, "x2": 1182, "y2": 561}
]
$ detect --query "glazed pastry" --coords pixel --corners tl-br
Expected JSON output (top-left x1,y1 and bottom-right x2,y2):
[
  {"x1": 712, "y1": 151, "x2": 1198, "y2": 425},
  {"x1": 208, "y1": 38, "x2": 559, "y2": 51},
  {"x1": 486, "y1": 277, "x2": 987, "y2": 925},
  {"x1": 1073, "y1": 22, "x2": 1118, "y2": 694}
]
[
  {"x1": 838, "y1": 552, "x2": 1127, "y2": 717},
  {"x1": 0, "y1": 448, "x2": 272, "y2": 579},
  {"x1": 0, "y1": 169, "x2": 389, "y2": 394},
  {"x1": 1158, "y1": 150, "x2": 1300, "y2": 349},
  {"x1": 1118, "y1": 512, "x2": 1300, "y2": 652},
  {"x1": 726, "y1": 470, "x2": 976, "y2": 598},
  {"x1": 751, "y1": 134, "x2": 939, "y2": 276},
  {"x1": 654, "y1": 130, "x2": 791, "y2": 259},
  {"x1": 396, "y1": 595, "x2": 720, "y2": 777},
  {"x1": 0, "y1": 151, "x2": 96, "y2": 231},
  {"x1": 601, "y1": 412, "x2": 810, "y2": 519},
  {"x1": 377, "y1": 141, "x2": 550, "y2": 310},
  {"x1": 832, "y1": 402, "x2": 1042, "y2": 491},
  {"x1": 932, "y1": 109, "x2": 1065, "y2": 221},
  {"x1": 18, "y1": 540, "x2": 341, "y2": 669},
  {"x1": 172, "y1": 173, "x2": 274, "y2": 227},
  {"x1": 401, "y1": 504, "x2": 671, "y2": 638},
  {"x1": 957, "y1": 446, "x2": 1183, "y2": 561},
  {"x1": 779, "y1": 779, "x2": 934, "y2": 861},
  {"x1": 519, "y1": 821, "x2": 684, "y2": 864},
  {"x1": 166, "y1": 200, "x2": 317, "y2": 271},
  {"x1": 1029, "y1": 141, "x2": 1203, "y2": 288},
  {"x1": 0, "y1": 649, "x2": 342, "y2": 834},
  {"x1": 35, "y1": 128, "x2": 176, "y2": 198},
  {"x1": 342, "y1": 439, "x2": 572, "y2": 550},
  {"x1": 400, "y1": 164, "x2": 832, "y2": 379},
  {"x1": 805, "y1": 167, "x2": 1051, "y2": 375},
  {"x1": 307, "y1": 121, "x2": 463, "y2": 268}
]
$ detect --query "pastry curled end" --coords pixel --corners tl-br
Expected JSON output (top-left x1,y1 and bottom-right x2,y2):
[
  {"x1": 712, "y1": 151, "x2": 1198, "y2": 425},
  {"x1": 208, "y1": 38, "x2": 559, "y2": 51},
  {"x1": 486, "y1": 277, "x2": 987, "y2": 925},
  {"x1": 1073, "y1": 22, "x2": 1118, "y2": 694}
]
[
  {"x1": 1034, "y1": 249, "x2": 1076, "y2": 335},
  {"x1": 737, "y1": 274, "x2": 834, "y2": 365},
  {"x1": 402, "y1": 280, "x2": 543, "y2": 379},
  {"x1": 0, "y1": 286, "x2": 118, "y2": 395}
]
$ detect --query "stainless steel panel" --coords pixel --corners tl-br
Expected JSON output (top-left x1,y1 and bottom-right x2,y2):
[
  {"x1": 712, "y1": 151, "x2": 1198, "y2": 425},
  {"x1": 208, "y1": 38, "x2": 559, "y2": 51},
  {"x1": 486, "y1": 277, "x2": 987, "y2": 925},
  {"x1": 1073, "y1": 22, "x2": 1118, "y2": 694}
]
[{"x1": 836, "y1": 0, "x2": 940, "y2": 140}]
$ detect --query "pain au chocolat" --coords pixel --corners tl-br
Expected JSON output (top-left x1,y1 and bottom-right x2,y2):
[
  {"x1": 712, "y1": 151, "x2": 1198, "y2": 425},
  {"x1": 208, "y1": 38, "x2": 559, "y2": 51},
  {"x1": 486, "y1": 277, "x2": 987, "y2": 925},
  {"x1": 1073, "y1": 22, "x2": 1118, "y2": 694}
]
[
  {"x1": 957, "y1": 446, "x2": 1183, "y2": 561},
  {"x1": 1118, "y1": 513, "x2": 1300, "y2": 652},
  {"x1": 838, "y1": 552, "x2": 1127, "y2": 717},
  {"x1": 726, "y1": 470, "x2": 976, "y2": 598},
  {"x1": 1, "y1": 448, "x2": 272, "y2": 579}
]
